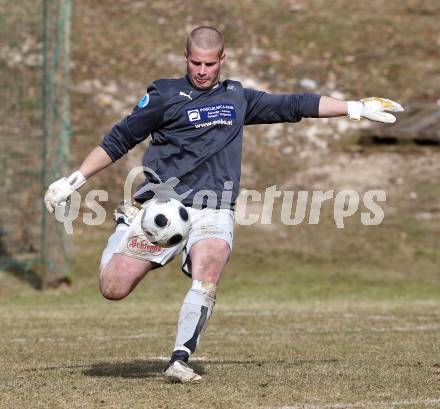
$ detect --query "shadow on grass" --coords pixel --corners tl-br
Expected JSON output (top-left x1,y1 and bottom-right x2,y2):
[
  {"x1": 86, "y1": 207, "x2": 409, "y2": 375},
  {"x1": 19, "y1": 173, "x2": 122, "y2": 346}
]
[{"x1": 83, "y1": 359, "x2": 206, "y2": 379}]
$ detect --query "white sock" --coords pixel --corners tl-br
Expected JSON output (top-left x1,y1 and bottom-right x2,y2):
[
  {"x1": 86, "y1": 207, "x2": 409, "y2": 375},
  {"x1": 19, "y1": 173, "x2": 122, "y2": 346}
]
[{"x1": 172, "y1": 280, "x2": 216, "y2": 359}]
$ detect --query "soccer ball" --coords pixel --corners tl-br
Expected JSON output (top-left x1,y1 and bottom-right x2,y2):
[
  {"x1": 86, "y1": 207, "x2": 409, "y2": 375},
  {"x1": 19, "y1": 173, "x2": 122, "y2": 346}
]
[{"x1": 141, "y1": 198, "x2": 191, "y2": 248}]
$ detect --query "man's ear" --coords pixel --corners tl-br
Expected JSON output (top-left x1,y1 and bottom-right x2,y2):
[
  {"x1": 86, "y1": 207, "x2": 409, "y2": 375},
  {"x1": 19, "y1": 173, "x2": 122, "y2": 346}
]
[
  {"x1": 220, "y1": 52, "x2": 226, "y2": 65},
  {"x1": 184, "y1": 49, "x2": 188, "y2": 60}
]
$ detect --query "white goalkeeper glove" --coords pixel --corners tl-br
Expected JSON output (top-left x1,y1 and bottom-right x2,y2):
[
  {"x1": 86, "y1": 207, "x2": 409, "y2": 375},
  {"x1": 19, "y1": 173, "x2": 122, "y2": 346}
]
[
  {"x1": 347, "y1": 97, "x2": 404, "y2": 123},
  {"x1": 44, "y1": 170, "x2": 87, "y2": 215}
]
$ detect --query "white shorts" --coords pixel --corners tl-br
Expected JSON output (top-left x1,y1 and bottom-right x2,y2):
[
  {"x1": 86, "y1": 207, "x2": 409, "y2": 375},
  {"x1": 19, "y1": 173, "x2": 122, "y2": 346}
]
[{"x1": 101, "y1": 207, "x2": 234, "y2": 276}]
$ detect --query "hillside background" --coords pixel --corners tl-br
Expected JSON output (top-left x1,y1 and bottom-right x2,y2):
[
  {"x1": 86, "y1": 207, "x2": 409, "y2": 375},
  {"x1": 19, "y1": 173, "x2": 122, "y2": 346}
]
[{"x1": 2, "y1": 0, "x2": 439, "y2": 298}]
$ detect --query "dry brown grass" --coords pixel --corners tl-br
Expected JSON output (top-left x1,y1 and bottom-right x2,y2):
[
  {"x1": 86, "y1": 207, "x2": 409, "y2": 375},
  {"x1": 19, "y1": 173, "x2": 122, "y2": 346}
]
[{"x1": 1, "y1": 291, "x2": 440, "y2": 408}]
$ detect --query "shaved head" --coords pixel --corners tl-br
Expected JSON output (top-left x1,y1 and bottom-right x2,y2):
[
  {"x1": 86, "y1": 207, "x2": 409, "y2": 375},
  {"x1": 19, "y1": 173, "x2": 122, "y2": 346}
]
[
  {"x1": 185, "y1": 26, "x2": 225, "y2": 90},
  {"x1": 186, "y1": 26, "x2": 224, "y2": 57}
]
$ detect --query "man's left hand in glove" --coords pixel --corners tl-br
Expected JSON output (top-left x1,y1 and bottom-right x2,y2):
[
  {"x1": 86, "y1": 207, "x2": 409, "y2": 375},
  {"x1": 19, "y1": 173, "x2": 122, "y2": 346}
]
[{"x1": 347, "y1": 97, "x2": 404, "y2": 123}]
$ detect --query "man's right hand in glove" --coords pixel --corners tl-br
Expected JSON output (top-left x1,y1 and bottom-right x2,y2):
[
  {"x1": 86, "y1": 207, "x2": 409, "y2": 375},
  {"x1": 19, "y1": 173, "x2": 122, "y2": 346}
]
[{"x1": 44, "y1": 170, "x2": 87, "y2": 215}]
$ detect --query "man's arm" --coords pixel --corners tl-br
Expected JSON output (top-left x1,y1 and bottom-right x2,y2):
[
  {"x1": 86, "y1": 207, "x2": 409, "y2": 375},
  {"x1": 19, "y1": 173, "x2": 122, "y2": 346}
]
[
  {"x1": 244, "y1": 88, "x2": 403, "y2": 125},
  {"x1": 78, "y1": 146, "x2": 113, "y2": 179},
  {"x1": 318, "y1": 96, "x2": 347, "y2": 117}
]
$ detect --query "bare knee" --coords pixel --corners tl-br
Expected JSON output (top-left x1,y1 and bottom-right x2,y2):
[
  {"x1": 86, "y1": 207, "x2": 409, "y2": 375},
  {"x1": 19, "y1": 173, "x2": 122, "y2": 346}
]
[
  {"x1": 99, "y1": 258, "x2": 152, "y2": 300},
  {"x1": 100, "y1": 285, "x2": 128, "y2": 301},
  {"x1": 191, "y1": 240, "x2": 231, "y2": 279},
  {"x1": 99, "y1": 269, "x2": 131, "y2": 301}
]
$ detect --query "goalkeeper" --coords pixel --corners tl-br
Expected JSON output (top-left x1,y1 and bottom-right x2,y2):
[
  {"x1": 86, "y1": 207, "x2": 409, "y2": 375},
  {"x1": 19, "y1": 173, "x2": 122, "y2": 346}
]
[{"x1": 44, "y1": 26, "x2": 403, "y2": 383}]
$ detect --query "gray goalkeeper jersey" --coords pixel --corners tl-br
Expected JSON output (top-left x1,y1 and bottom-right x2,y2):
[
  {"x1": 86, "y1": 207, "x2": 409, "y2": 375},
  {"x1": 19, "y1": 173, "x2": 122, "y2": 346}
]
[{"x1": 100, "y1": 76, "x2": 320, "y2": 208}]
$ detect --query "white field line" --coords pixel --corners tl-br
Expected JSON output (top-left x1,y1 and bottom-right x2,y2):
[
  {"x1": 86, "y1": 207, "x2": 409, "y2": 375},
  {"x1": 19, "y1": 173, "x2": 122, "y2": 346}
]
[
  {"x1": 7, "y1": 333, "x2": 163, "y2": 343},
  {"x1": 147, "y1": 356, "x2": 209, "y2": 361},
  {"x1": 274, "y1": 397, "x2": 440, "y2": 409},
  {"x1": 220, "y1": 311, "x2": 434, "y2": 322},
  {"x1": 209, "y1": 324, "x2": 440, "y2": 336}
]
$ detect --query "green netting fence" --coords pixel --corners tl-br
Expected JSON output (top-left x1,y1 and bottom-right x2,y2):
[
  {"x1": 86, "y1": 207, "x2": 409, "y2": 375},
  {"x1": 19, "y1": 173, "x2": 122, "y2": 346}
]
[{"x1": 0, "y1": 0, "x2": 72, "y2": 287}]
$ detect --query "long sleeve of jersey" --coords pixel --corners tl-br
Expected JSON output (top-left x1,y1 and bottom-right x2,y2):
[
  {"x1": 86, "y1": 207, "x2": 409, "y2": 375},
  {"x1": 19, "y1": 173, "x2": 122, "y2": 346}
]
[
  {"x1": 244, "y1": 88, "x2": 320, "y2": 125},
  {"x1": 100, "y1": 83, "x2": 165, "y2": 162}
]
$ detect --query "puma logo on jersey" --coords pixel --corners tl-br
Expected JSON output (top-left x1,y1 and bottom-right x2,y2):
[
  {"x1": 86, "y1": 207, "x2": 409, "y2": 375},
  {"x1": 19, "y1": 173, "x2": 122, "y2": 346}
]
[{"x1": 179, "y1": 91, "x2": 194, "y2": 101}]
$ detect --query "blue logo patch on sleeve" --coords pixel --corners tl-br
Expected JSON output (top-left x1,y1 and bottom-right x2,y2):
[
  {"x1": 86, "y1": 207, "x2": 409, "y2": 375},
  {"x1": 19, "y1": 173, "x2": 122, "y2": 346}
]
[{"x1": 137, "y1": 93, "x2": 150, "y2": 108}]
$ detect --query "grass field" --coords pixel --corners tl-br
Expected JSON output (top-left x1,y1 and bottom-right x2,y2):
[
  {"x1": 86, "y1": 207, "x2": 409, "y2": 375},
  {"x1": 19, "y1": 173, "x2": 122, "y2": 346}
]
[{"x1": 2, "y1": 247, "x2": 440, "y2": 409}]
